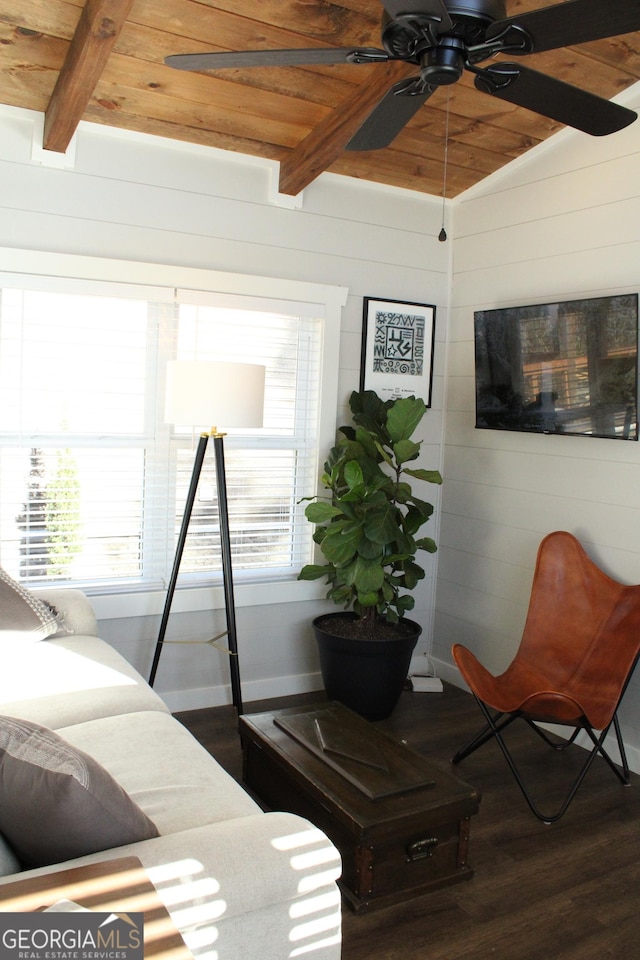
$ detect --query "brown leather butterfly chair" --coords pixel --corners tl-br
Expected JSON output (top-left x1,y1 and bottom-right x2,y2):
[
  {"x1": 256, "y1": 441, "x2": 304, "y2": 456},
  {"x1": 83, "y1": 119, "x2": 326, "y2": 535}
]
[{"x1": 451, "y1": 531, "x2": 640, "y2": 823}]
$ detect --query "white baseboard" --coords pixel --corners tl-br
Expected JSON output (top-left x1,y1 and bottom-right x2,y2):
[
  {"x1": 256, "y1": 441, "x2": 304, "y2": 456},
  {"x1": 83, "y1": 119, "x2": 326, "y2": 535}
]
[{"x1": 159, "y1": 671, "x2": 324, "y2": 714}]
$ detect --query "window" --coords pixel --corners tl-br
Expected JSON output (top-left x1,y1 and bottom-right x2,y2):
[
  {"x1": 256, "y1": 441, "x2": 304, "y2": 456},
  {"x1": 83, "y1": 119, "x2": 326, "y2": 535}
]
[{"x1": 0, "y1": 252, "x2": 345, "y2": 600}]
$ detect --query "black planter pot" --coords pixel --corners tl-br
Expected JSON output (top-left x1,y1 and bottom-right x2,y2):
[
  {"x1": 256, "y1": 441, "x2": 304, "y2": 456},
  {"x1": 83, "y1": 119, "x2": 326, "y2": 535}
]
[{"x1": 312, "y1": 612, "x2": 421, "y2": 721}]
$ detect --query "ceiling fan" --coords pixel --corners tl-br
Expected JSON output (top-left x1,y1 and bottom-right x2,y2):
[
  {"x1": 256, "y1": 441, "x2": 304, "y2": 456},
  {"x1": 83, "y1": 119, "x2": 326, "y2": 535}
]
[{"x1": 165, "y1": 0, "x2": 640, "y2": 149}]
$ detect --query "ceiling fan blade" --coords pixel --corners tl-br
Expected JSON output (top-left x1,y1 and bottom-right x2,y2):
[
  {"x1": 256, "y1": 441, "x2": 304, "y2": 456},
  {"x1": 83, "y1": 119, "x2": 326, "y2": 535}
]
[
  {"x1": 165, "y1": 47, "x2": 388, "y2": 71},
  {"x1": 475, "y1": 62, "x2": 637, "y2": 136},
  {"x1": 345, "y1": 78, "x2": 436, "y2": 151},
  {"x1": 487, "y1": 0, "x2": 640, "y2": 54},
  {"x1": 381, "y1": 1, "x2": 453, "y2": 31}
]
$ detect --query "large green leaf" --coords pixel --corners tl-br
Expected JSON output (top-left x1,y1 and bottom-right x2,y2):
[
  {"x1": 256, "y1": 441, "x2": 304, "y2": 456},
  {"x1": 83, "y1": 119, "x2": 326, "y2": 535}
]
[
  {"x1": 327, "y1": 583, "x2": 354, "y2": 606},
  {"x1": 386, "y1": 396, "x2": 426, "y2": 441},
  {"x1": 353, "y1": 556, "x2": 385, "y2": 594},
  {"x1": 324, "y1": 445, "x2": 343, "y2": 472},
  {"x1": 305, "y1": 501, "x2": 343, "y2": 524},
  {"x1": 356, "y1": 591, "x2": 379, "y2": 608},
  {"x1": 340, "y1": 489, "x2": 366, "y2": 503},
  {"x1": 393, "y1": 481, "x2": 412, "y2": 504},
  {"x1": 404, "y1": 503, "x2": 433, "y2": 534},
  {"x1": 353, "y1": 425, "x2": 379, "y2": 459},
  {"x1": 415, "y1": 536, "x2": 438, "y2": 553},
  {"x1": 357, "y1": 593, "x2": 379, "y2": 611},
  {"x1": 385, "y1": 552, "x2": 413, "y2": 565},
  {"x1": 365, "y1": 475, "x2": 392, "y2": 498},
  {"x1": 407, "y1": 496, "x2": 435, "y2": 521},
  {"x1": 333, "y1": 438, "x2": 366, "y2": 465},
  {"x1": 363, "y1": 502, "x2": 398, "y2": 544},
  {"x1": 393, "y1": 438, "x2": 420, "y2": 464},
  {"x1": 320, "y1": 522, "x2": 362, "y2": 565},
  {"x1": 396, "y1": 594, "x2": 415, "y2": 613},
  {"x1": 373, "y1": 438, "x2": 394, "y2": 468},
  {"x1": 404, "y1": 467, "x2": 443, "y2": 484},
  {"x1": 298, "y1": 563, "x2": 333, "y2": 581},
  {"x1": 358, "y1": 536, "x2": 384, "y2": 560},
  {"x1": 344, "y1": 460, "x2": 364, "y2": 490},
  {"x1": 337, "y1": 501, "x2": 357, "y2": 520},
  {"x1": 394, "y1": 529, "x2": 417, "y2": 555},
  {"x1": 401, "y1": 561, "x2": 425, "y2": 589},
  {"x1": 349, "y1": 390, "x2": 388, "y2": 434}
]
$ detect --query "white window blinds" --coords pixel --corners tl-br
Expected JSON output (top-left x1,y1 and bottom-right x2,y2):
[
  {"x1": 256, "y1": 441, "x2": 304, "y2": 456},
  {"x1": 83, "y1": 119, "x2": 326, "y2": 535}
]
[{"x1": 0, "y1": 269, "x2": 331, "y2": 594}]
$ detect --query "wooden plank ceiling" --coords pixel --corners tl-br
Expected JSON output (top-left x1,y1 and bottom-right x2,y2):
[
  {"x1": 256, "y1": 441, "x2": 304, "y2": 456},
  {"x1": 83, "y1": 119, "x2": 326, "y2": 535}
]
[{"x1": 1, "y1": 0, "x2": 640, "y2": 197}]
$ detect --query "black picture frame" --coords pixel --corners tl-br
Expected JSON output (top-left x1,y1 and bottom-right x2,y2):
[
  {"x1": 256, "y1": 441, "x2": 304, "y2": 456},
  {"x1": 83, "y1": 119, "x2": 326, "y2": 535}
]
[{"x1": 360, "y1": 297, "x2": 436, "y2": 405}]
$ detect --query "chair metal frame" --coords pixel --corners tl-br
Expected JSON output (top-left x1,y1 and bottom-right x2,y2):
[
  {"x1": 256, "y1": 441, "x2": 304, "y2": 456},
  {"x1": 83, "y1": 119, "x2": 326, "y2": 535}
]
[{"x1": 452, "y1": 691, "x2": 635, "y2": 824}]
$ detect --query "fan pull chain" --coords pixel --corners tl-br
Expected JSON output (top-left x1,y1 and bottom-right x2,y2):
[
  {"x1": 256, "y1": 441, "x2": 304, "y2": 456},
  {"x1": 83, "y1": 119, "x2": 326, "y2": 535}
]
[{"x1": 439, "y1": 93, "x2": 450, "y2": 242}]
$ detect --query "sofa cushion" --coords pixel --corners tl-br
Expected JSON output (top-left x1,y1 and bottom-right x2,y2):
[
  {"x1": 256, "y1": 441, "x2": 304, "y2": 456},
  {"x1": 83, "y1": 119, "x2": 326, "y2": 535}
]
[
  {"x1": 0, "y1": 635, "x2": 169, "y2": 730},
  {"x1": 58, "y1": 711, "x2": 261, "y2": 834},
  {"x1": 0, "y1": 568, "x2": 60, "y2": 642},
  {"x1": 0, "y1": 715, "x2": 159, "y2": 868}
]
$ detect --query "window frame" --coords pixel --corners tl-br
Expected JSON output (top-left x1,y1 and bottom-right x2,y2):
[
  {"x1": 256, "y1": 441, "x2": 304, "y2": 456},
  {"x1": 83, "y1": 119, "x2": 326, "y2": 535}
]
[{"x1": 0, "y1": 247, "x2": 347, "y2": 619}]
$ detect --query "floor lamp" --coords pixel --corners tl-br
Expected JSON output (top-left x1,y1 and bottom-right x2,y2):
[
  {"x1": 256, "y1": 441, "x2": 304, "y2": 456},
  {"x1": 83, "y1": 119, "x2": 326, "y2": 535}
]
[{"x1": 149, "y1": 360, "x2": 265, "y2": 716}]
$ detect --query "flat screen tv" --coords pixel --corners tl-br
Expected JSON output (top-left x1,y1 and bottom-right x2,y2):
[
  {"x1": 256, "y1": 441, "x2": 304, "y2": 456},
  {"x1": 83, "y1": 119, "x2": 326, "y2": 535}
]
[{"x1": 475, "y1": 294, "x2": 638, "y2": 441}]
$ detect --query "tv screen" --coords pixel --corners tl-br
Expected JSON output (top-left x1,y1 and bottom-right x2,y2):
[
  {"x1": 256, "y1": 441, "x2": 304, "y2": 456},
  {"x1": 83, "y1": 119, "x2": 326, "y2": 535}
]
[{"x1": 475, "y1": 294, "x2": 638, "y2": 441}]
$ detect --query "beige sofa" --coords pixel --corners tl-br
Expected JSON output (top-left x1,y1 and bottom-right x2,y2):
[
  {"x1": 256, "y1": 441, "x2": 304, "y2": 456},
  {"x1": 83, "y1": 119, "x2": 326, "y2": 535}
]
[{"x1": 0, "y1": 586, "x2": 342, "y2": 960}]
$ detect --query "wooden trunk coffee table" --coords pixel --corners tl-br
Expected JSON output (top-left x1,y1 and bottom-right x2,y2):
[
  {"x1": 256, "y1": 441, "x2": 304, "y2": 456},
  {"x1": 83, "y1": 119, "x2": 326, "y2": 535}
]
[{"x1": 240, "y1": 701, "x2": 480, "y2": 913}]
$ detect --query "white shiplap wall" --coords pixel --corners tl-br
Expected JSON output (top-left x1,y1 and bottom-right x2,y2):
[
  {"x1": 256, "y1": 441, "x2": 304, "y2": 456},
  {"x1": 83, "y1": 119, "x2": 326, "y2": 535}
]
[
  {"x1": 0, "y1": 106, "x2": 450, "y2": 710},
  {"x1": 437, "y1": 86, "x2": 640, "y2": 769}
]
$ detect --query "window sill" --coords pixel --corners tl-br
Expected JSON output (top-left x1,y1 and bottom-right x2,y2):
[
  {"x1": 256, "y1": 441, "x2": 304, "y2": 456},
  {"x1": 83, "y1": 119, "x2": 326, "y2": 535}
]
[{"x1": 89, "y1": 578, "x2": 326, "y2": 621}]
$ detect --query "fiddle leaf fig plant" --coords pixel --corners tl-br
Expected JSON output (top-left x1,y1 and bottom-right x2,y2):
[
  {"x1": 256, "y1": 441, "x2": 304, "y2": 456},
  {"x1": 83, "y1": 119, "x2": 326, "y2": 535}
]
[{"x1": 298, "y1": 389, "x2": 442, "y2": 632}]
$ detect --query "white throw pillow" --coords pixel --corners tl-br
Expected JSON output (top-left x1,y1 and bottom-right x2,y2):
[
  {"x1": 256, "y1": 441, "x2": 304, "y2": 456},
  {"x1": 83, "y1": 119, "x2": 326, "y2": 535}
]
[{"x1": 0, "y1": 567, "x2": 61, "y2": 642}]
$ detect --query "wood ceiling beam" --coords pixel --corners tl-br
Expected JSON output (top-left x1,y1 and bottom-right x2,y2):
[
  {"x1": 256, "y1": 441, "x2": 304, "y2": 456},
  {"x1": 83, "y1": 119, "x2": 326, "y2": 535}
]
[
  {"x1": 44, "y1": 0, "x2": 135, "y2": 153},
  {"x1": 277, "y1": 60, "x2": 415, "y2": 196}
]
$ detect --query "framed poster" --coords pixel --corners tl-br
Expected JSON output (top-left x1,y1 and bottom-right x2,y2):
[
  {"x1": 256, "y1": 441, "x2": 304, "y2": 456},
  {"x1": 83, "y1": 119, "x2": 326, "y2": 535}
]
[{"x1": 360, "y1": 297, "x2": 436, "y2": 405}]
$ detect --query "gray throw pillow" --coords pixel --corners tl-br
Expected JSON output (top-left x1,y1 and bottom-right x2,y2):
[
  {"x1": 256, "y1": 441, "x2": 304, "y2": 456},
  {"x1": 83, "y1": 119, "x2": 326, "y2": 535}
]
[
  {"x1": 0, "y1": 716, "x2": 159, "y2": 868},
  {"x1": 0, "y1": 567, "x2": 60, "y2": 642},
  {"x1": 0, "y1": 832, "x2": 20, "y2": 876}
]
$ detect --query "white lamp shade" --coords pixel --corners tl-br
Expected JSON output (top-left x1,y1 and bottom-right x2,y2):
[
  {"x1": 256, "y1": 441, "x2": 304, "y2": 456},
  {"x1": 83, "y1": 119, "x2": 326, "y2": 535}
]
[{"x1": 165, "y1": 360, "x2": 265, "y2": 429}]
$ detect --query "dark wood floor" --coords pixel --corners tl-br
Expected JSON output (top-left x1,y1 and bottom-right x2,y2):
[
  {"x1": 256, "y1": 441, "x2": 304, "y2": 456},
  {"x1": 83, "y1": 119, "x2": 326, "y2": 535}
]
[{"x1": 176, "y1": 684, "x2": 640, "y2": 960}]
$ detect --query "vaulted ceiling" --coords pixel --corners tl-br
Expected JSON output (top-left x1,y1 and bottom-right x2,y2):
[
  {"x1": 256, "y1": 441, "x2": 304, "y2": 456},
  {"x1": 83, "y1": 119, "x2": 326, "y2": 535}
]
[{"x1": 2, "y1": 0, "x2": 640, "y2": 198}]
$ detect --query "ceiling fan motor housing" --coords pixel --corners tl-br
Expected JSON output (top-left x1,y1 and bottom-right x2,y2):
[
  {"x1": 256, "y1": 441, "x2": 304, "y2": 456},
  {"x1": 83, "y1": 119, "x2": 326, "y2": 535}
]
[
  {"x1": 421, "y1": 37, "x2": 466, "y2": 85},
  {"x1": 381, "y1": 0, "x2": 507, "y2": 85}
]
